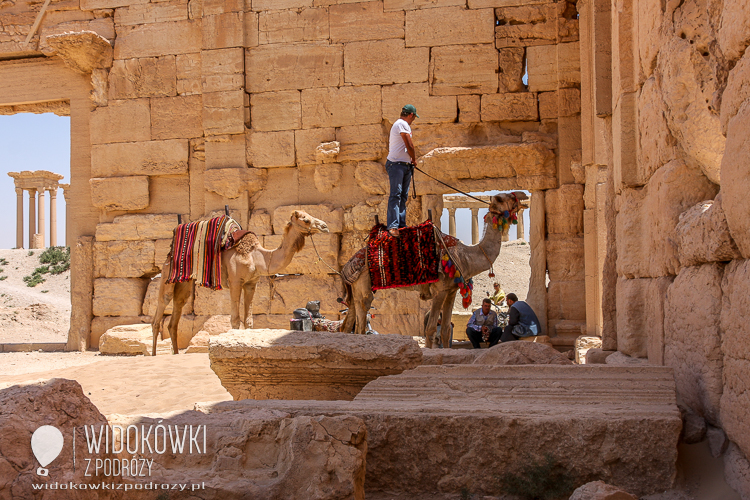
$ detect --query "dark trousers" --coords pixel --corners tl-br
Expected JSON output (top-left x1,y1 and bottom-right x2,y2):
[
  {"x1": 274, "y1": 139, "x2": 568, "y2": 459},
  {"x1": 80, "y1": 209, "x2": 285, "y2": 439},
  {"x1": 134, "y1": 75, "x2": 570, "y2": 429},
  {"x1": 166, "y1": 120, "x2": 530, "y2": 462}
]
[
  {"x1": 496, "y1": 324, "x2": 520, "y2": 343},
  {"x1": 466, "y1": 327, "x2": 502, "y2": 349},
  {"x1": 385, "y1": 160, "x2": 413, "y2": 229}
]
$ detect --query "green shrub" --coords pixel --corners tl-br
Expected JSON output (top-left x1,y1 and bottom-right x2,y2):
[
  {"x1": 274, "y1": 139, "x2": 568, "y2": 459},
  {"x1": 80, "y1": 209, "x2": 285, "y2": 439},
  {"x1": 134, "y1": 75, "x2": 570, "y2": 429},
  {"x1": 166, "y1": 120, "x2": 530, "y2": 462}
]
[
  {"x1": 498, "y1": 454, "x2": 576, "y2": 500},
  {"x1": 28, "y1": 250, "x2": 34, "y2": 256},
  {"x1": 0, "y1": 276, "x2": 6, "y2": 281},
  {"x1": 23, "y1": 247, "x2": 71, "y2": 286},
  {"x1": 40, "y1": 246, "x2": 70, "y2": 266},
  {"x1": 0, "y1": 258, "x2": 7, "y2": 265}
]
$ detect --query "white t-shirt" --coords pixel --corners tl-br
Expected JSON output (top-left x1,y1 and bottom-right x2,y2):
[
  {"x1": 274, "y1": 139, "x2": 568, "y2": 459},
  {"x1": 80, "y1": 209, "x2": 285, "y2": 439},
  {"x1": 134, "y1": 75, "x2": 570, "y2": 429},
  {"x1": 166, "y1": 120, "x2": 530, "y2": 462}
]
[{"x1": 387, "y1": 118, "x2": 412, "y2": 163}]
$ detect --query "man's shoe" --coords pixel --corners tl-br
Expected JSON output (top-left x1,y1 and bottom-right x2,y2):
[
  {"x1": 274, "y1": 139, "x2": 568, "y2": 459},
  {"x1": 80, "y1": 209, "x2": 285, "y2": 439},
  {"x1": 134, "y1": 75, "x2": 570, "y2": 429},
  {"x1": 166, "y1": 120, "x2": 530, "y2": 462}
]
[{"x1": 388, "y1": 228, "x2": 400, "y2": 237}]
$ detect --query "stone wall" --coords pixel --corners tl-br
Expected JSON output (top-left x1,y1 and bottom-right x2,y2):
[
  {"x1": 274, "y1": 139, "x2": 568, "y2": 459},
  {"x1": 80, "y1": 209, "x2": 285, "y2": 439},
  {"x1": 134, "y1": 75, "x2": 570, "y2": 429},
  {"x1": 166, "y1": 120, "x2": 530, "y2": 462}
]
[
  {"x1": 0, "y1": 0, "x2": 584, "y2": 347},
  {"x1": 580, "y1": 0, "x2": 750, "y2": 491}
]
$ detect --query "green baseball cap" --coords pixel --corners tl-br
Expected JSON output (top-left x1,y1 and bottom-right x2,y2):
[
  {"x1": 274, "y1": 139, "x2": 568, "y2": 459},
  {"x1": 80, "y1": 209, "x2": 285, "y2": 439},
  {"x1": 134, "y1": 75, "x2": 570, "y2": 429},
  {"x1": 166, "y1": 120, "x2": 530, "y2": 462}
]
[{"x1": 402, "y1": 104, "x2": 419, "y2": 118}]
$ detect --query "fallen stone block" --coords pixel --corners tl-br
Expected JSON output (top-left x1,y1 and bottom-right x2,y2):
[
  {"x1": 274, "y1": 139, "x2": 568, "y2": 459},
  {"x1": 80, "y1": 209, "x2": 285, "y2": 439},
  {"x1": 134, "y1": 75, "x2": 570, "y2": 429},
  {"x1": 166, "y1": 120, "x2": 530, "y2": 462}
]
[
  {"x1": 575, "y1": 335, "x2": 603, "y2": 364},
  {"x1": 209, "y1": 329, "x2": 423, "y2": 400},
  {"x1": 420, "y1": 349, "x2": 478, "y2": 365},
  {"x1": 473, "y1": 340, "x2": 572, "y2": 365},
  {"x1": 198, "y1": 364, "x2": 681, "y2": 497},
  {"x1": 99, "y1": 324, "x2": 172, "y2": 355},
  {"x1": 586, "y1": 348, "x2": 617, "y2": 364}
]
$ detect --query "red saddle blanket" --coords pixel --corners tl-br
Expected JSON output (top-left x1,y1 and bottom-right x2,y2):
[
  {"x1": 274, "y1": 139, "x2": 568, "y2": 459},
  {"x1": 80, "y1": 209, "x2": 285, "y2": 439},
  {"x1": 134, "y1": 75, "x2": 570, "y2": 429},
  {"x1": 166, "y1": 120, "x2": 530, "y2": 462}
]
[
  {"x1": 166, "y1": 216, "x2": 236, "y2": 290},
  {"x1": 367, "y1": 221, "x2": 440, "y2": 291}
]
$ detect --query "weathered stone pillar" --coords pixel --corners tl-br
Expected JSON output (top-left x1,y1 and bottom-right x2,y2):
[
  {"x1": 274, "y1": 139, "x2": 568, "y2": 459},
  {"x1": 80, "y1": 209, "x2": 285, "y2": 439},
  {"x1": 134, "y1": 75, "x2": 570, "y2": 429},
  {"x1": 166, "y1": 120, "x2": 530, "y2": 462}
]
[
  {"x1": 36, "y1": 189, "x2": 45, "y2": 248},
  {"x1": 517, "y1": 207, "x2": 526, "y2": 241},
  {"x1": 15, "y1": 188, "x2": 23, "y2": 249},
  {"x1": 68, "y1": 235, "x2": 94, "y2": 351},
  {"x1": 448, "y1": 208, "x2": 457, "y2": 237},
  {"x1": 527, "y1": 190, "x2": 548, "y2": 335},
  {"x1": 28, "y1": 188, "x2": 36, "y2": 248},
  {"x1": 49, "y1": 189, "x2": 57, "y2": 247},
  {"x1": 470, "y1": 208, "x2": 479, "y2": 244}
]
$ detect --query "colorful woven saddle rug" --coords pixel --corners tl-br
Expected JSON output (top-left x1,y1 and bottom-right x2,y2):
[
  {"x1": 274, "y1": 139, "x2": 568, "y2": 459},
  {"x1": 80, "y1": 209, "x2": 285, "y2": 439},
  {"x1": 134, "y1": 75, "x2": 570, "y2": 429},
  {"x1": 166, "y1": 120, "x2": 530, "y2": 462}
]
[
  {"x1": 367, "y1": 221, "x2": 440, "y2": 291},
  {"x1": 166, "y1": 216, "x2": 242, "y2": 290}
]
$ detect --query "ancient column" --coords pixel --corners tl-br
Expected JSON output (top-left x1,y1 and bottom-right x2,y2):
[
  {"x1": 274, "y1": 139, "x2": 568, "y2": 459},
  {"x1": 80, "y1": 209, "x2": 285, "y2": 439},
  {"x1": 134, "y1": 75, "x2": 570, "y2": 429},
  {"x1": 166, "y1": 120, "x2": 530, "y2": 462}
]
[
  {"x1": 448, "y1": 208, "x2": 457, "y2": 237},
  {"x1": 28, "y1": 188, "x2": 36, "y2": 248},
  {"x1": 517, "y1": 207, "x2": 526, "y2": 241},
  {"x1": 526, "y1": 190, "x2": 547, "y2": 336},
  {"x1": 470, "y1": 208, "x2": 479, "y2": 244},
  {"x1": 49, "y1": 189, "x2": 57, "y2": 247},
  {"x1": 37, "y1": 189, "x2": 45, "y2": 248},
  {"x1": 16, "y1": 188, "x2": 23, "y2": 249}
]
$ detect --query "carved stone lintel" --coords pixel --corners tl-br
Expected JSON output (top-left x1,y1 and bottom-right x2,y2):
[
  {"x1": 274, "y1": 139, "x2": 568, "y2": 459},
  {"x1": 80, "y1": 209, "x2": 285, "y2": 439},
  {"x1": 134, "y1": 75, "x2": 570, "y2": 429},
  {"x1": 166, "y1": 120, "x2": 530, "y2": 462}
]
[{"x1": 46, "y1": 31, "x2": 113, "y2": 74}]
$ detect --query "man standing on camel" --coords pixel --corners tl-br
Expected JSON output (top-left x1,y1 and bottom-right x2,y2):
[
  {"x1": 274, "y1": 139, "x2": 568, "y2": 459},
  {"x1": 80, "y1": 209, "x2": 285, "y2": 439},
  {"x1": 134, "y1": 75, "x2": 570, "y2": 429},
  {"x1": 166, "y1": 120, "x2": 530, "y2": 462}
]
[{"x1": 385, "y1": 104, "x2": 418, "y2": 238}]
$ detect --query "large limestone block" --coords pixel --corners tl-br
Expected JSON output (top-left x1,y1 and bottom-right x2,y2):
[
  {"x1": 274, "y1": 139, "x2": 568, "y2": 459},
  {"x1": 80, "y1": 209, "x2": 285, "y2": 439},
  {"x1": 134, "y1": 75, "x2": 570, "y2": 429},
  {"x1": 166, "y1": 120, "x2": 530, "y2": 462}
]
[
  {"x1": 301, "y1": 85, "x2": 382, "y2": 128},
  {"x1": 664, "y1": 263, "x2": 724, "y2": 425},
  {"x1": 204, "y1": 167, "x2": 267, "y2": 198},
  {"x1": 258, "y1": 7, "x2": 328, "y2": 44},
  {"x1": 209, "y1": 329, "x2": 422, "y2": 400},
  {"x1": 646, "y1": 276, "x2": 673, "y2": 366},
  {"x1": 498, "y1": 47, "x2": 525, "y2": 93},
  {"x1": 176, "y1": 52, "x2": 201, "y2": 95},
  {"x1": 721, "y1": 101, "x2": 750, "y2": 259},
  {"x1": 246, "y1": 44, "x2": 343, "y2": 92},
  {"x1": 354, "y1": 162, "x2": 388, "y2": 194},
  {"x1": 381, "y1": 83, "x2": 456, "y2": 124},
  {"x1": 273, "y1": 204, "x2": 344, "y2": 233},
  {"x1": 114, "y1": 20, "x2": 201, "y2": 59},
  {"x1": 405, "y1": 6, "x2": 495, "y2": 47},
  {"x1": 91, "y1": 139, "x2": 189, "y2": 176},
  {"x1": 547, "y1": 236, "x2": 584, "y2": 281},
  {"x1": 93, "y1": 277, "x2": 150, "y2": 317},
  {"x1": 384, "y1": 0, "x2": 464, "y2": 10},
  {"x1": 203, "y1": 90, "x2": 245, "y2": 136},
  {"x1": 637, "y1": 77, "x2": 678, "y2": 186},
  {"x1": 724, "y1": 443, "x2": 750, "y2": 500},
  {"x1": 269, "y1": 274, "x2": 343, "y2": 316},
  {"x1": 294, "y1": 127, "x2": 336, "y2": 165},
  {"x1": 337, "y1": 125, "x2": 387, "y2": 162},
  {"x1": 94, "y1": 240, "x2": 157, "y2": 278},
  {"x1": 457, "y1": 95, "x2": 481, "y2": 122},
  {"x1": 616, "y1": 187, "x2": 646, "y2": 278},
  {"x1": 95, "y1": 214, "x2": 178, "y2": 241},
  {"x1": 344, "y1": 39, "x2": 428, "y2": 85},
  {"x1": 717, "y1": 0, "x2": 750, "y2": 62},
  {"x1": 720, "y1": 51, "x2": 750, "y2": 135},
  {"x1": 90, "y1": 98, "x2": 150, "y2": 144},
  {"x1": 251, "y1": 0, "x2": 313, "y2": 10},
  {"x1": 429, "y1": 44, "x2": 498, "y2": 95},
  {"x1": 203, "y1": 11, "x2": 247, "y2": 50},
  {"x1": 250, "y1": 90, "x2": 301, "y2": 131},
  {"x1": 417, "y1": 143, "x2": 556, "y2": 188},
  {"x1": 90, "y1": 315, "x2": 150, "y2": 348},
  {"x1": 527, "y1": 42, "x2": 580, "y2": 92},
  {"x1": 90, "y1": 176, "x2": 149, "y2": 211},
  {"x1": 547, "y1": 280, "x2": 586, "y2": 321},
  {"x1": 545, "y1": 184, "x2": 584, "y2": 237},
  {"x1": 330, "y1": 1, "x2": 404, "y2": 42},
  {"x1": 655, "y1": 38, "x2": 724, "y2": 184},
  {"x1": 81, "y1": 0, "x2": 147, "y2": 9},
  {"x1": 474, "y1": 341, "x2": 573, "y2": 365},
  {"x1": 616, "y1": 277, "x2": 649, "y2": 358},
  {"x1": 114, "y1": 0, "x2": 188, "y2": 26},
  {"x1": 644, "y1": 160, "x2": 718, "y2": 277},
  {"x1": 247, "y1": 130, "x2": 296, "y2": 168},
  {"x1": 370, "y1": 288, "x2": 421, "y2": 316},
  {"x1": 151, "y1": 94, "x2": 203, "y2": 140},
  {"x1": 494, "y1": 2, "x2": 561, "y2": 48},
  {"x1": 108, "y1": 56, "x2": 176, "y2": 99},
  {"x1": 201, "y1": 47, "x2": 244, "y2": 93},
  {"x1": 99, "y1": 324, "x2": 173, "y2": 355},
  {"x1": 481, "y1": 92, "x2": 538, "y2": 121},
  {"x1": 107, "y1": 412, "x2": 367, "y2": 500},
  {"x1": 720, "y1": 259, "x2": 750, "y2": 458},
  {"x1": 675, "y1": 195, "x2": 741, "y2": 267},
  {"x1": 262, "y1": 233, "x2": 340, "y2": 274},
  {"x1": 0, "y1": 379, "x2": 108, "y2": 491},
  {"x1": 205, "y1": 134, "x2": 246, "y2": 169}
]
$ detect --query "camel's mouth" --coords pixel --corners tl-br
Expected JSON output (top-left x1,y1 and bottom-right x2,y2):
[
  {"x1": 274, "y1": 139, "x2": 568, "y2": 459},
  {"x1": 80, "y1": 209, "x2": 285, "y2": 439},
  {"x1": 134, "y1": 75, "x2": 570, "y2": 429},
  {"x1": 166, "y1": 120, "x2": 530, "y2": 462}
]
[{"x1": 312, "y1": 223, "x2": 330, "y2": 234}]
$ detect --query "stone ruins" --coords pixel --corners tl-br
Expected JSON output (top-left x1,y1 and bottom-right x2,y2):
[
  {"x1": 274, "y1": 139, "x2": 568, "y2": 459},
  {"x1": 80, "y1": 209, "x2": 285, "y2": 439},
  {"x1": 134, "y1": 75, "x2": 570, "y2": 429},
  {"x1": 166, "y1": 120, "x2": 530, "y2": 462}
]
[
  {"x1": 2, "y1": 0, "x2": 750, "y2": 496},
  {"x1": 8, "y1": 170, "x2": 65, "y2": 249}
]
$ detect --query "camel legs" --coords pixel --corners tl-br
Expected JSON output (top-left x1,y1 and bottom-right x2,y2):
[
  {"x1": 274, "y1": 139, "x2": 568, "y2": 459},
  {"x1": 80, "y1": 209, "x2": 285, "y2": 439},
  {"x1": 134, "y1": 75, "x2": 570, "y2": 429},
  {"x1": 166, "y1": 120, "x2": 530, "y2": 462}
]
[
  {"x1": 151, "y1": 270, "x2": 174, "y2": 356},
  {"x1": 440, "y1": 289, "x2": 458, "y2": 349},
  {"x1": 242, "y1": 280, "x2": 258, "y2": 329},
  {"x1": 342, "y1": 272, "x2": 374, "y2": 334},
  {"x1": 228, "y1": 278, "x2": 243, "y2": 330},
  {"x1": 166, "y1": 281, "x2": 192, "y2": 354},
  {"x1": 425, "y1": 288, "x2": 450, "y2": 348}
]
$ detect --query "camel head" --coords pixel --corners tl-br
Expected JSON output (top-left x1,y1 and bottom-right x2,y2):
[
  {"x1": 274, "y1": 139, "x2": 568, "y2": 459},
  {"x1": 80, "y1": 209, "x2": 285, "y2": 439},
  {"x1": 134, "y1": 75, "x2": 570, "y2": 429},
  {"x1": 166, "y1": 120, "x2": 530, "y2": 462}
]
[
  {"x1": 289, "y1": 210, "x2": 330, "y2": 235},
  {"x1": 489, "y1": 191, "x2": 526, "y2": 215}
]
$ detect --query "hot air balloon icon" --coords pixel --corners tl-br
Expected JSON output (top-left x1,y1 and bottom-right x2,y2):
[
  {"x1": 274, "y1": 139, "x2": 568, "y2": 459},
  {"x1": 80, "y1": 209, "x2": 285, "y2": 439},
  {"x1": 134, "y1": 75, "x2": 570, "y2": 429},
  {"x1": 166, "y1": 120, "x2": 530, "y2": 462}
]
[{"x1": 31, "y1": 426, "x2": 64, "y2": 476}]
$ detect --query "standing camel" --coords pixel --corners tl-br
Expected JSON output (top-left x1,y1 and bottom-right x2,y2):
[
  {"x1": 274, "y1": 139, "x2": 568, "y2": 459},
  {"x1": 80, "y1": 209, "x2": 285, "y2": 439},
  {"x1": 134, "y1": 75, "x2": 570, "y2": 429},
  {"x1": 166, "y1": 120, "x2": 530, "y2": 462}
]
[
  {"x1": 340, "y1": 192, "x2": 526, "y2": 348},
  {"x1": 152, "y1": 210, "x2": 329, "y2": 355}
]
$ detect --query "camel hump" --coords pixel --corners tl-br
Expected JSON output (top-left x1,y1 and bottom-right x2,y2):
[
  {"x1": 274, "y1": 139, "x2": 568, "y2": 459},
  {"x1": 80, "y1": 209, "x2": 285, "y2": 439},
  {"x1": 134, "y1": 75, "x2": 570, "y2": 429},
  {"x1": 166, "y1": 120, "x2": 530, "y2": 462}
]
[{"x1": 234, "y1": 231, "x2": 261, "y2": 257}]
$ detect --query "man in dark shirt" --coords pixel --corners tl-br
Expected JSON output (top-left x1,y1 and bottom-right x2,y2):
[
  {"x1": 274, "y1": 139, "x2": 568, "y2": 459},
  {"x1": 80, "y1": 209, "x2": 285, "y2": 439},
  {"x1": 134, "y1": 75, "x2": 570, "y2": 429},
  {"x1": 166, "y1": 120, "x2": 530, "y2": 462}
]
[{"x1": 491, "y1": 293, "x2": 541, "y2": 342}]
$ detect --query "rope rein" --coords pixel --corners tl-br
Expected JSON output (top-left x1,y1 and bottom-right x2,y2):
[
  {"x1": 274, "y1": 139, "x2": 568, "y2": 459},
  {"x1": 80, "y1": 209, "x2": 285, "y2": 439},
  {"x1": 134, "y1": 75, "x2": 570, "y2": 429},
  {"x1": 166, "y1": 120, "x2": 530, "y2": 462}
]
[{"x1": 412, "y1": 164, "x2": 490, "y2": 205}]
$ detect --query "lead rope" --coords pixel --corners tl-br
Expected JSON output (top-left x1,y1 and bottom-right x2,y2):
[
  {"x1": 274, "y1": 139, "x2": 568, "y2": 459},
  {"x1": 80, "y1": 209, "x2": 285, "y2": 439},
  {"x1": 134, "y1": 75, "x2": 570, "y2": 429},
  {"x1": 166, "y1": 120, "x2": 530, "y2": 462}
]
[
  {"x1": 412, "y1": 164, "x2": 490, "y2": 205},
  {"x1": 310, "y1": 234, "x2": 342, "y2": 276}
]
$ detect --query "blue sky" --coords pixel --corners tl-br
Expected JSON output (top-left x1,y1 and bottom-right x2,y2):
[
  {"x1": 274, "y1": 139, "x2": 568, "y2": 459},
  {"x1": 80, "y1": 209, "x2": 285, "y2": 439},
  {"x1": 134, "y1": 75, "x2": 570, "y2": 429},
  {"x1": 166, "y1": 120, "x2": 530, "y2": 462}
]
[
  {"x1": 0, "y1": 113, "x2": 70, "y2": 249},
  {"x1": 0, "y1": 114, "x2": 529, "y2": 249}
]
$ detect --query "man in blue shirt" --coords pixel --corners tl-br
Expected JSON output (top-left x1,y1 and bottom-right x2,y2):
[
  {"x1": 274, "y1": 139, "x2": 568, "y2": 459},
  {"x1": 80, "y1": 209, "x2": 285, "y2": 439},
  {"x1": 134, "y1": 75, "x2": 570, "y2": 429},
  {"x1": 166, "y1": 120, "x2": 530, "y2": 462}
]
[
  {"x1": 466, "y1": 298, "x2": 500, "y2": 348},
  {"x1": 492, "y1": 293, "x2": 541, "y2": 342}
]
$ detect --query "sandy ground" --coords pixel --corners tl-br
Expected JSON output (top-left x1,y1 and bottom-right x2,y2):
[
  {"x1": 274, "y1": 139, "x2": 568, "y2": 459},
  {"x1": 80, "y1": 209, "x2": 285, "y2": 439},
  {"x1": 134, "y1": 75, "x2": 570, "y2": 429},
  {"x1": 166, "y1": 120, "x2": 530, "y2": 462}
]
[{"x1": 0, "y1": 249, "x2": 70, "y2": 343}]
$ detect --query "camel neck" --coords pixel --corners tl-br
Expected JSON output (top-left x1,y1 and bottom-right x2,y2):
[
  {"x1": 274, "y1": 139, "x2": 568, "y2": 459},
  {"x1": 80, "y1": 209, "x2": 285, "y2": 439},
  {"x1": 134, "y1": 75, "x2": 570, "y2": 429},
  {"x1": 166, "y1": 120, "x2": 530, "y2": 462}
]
[{"x1": 266, "y1": 225, "x2": 306, "y2": 274}]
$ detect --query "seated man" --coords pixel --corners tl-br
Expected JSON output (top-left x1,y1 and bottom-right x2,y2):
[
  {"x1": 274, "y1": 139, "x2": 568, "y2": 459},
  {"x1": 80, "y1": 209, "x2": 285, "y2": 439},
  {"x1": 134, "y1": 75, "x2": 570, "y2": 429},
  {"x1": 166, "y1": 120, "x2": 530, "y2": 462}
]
[
  {"x1": 466, "y1": 298, "x2": 500, "y2": 348},
  {"x1": 490, "y1": 282, "x2": 506, "y2": 307},
  {"x1": 491, "y1": 293, "x2": 541, "y2": 343}
]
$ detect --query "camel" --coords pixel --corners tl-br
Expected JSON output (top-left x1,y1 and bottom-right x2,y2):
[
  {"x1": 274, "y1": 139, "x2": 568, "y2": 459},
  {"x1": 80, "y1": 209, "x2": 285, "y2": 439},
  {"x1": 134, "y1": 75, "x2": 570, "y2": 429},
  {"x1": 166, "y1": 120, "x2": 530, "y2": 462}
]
[
  {"x1": 151, "y1": 210, "x2": 329, "y2": 355},
  {"x1": 340, "y1": 192, "x2": 526, "y2": 348}
]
